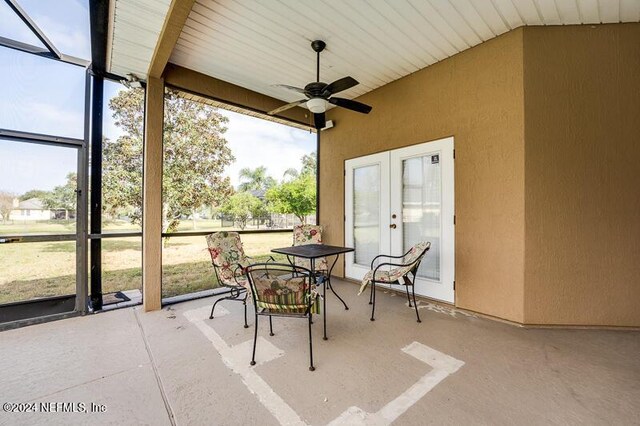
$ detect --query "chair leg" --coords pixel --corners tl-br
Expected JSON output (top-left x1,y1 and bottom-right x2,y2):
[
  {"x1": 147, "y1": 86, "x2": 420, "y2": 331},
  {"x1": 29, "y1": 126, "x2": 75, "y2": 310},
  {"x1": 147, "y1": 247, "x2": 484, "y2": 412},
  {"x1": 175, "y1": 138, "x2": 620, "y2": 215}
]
[
  {"x1": 410, "y1": 283, "x2": 421, "y2": 323},
  {"x1": 209, "y1": 295, "x2": 227, "y2": 319},
  {"x1": 370, "y1": 282, "x2": 376, "y2": 321},
  {"x1": 369, "y1": 279, "x2": 374, "y2": 305},
  {"x1": 250, "y1": 314, "x2": 258, "y2": 366},
  {"x1": 269, "y1": 316, "x2": 274, "y2": 336},
  {"x1": 210, "y1": 288, "x2": 245, "y2": 321},
  {"x1": 327, "y1": 276, "x2": 349, "y2": 310},
  {"x1": 308, "y1": 313, "x2": 315, "y2": 371},
  {"x1": 243, "y1": 300, "x2": 249, "y2": 328},
  {"x1": 405, "y1": 284, "x2": 412, "y2": 307}
]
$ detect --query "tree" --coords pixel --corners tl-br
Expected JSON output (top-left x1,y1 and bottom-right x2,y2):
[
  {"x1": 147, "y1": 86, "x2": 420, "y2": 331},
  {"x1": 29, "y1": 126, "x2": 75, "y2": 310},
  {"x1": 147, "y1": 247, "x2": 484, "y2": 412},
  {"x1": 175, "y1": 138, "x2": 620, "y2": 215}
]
[
  {"x1": 0, "y1": 191, "x2": 15, "y2": 223},
  {"x1": 103, "y1": 88, "x2": 234, "y2": 233},
  {"x1": 19, "y1": 190, "x2": 49, "y2": 201},
  {"x1": 238, "y1": 166, "x2": 276, "y2": 192},
  {"x1": 220, "y1": 192, "x2": 262, "y2": 230},
  {"x1": 282, "y1": 167, "x2": 299, "y2": 181},
  {"x1": 42, "y1": 173, "x2": 77, "y2": 212},
  {"x1": 301, "y1": 152, "x2": 317, "y2": 176},
  {"x1": 283, "y1": 152, "x2": 316, "y2": 181},
  {"x1": 102, "y1": 133, "x2": 142, "y2": 222},
  {"x1": 266, "y1": 173, "x2": 316, "y2": 223}
]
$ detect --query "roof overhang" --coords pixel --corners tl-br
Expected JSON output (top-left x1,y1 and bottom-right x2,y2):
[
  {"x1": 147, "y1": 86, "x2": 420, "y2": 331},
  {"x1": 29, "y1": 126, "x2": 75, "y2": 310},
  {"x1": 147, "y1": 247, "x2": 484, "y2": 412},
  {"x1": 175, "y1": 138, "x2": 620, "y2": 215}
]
[{"x1": 106, "y1": 0, "x2": 640, "y2": 121}]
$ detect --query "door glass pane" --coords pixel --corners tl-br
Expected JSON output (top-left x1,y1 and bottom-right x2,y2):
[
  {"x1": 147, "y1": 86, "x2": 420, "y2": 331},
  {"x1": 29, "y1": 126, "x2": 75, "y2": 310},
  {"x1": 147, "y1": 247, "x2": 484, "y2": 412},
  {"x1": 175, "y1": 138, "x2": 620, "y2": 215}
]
[
  {"x1": 402, "y1": 155, "x2": 440, "y2": 280},
  {"x1": 353, "y1": 165, "x2": 380, "y2": 266},
  {"x1": 0, "y1": 139, "x2": 77, "y2": 235}
]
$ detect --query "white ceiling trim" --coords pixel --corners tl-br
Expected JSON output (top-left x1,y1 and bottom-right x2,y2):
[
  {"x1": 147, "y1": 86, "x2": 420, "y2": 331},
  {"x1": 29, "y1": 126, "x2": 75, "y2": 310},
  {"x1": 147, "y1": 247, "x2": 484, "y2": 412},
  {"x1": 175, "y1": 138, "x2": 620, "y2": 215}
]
[{"x1": 109, "y1": 0, "x2": 640, "y2": 106}]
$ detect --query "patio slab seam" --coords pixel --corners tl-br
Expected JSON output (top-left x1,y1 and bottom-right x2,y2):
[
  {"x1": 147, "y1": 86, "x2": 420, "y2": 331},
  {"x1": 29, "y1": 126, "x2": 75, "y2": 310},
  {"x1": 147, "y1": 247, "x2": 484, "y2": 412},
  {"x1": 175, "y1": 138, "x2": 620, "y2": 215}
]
[
  {"x1": 22, "y1": 364, "x2": 151, "y2": 404},
  {"x1": 134, "y1": 307, "x2": 176, "y2": 426}
]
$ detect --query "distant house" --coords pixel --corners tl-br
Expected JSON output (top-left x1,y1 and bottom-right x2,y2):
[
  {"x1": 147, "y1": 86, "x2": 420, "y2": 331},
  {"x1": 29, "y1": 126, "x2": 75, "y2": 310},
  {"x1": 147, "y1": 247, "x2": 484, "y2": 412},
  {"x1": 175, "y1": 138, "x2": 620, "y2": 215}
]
[
  {"x1": 249, "y1": 189, "x2": 266, "y2": 200},
  {"x1": 8, "y1": 198, "x2": 73, "y2": 221}
]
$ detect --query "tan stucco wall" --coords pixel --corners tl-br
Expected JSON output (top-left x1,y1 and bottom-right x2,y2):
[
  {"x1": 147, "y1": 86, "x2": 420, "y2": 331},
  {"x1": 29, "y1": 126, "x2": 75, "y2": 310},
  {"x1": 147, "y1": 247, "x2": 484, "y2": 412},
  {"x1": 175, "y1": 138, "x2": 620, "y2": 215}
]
[
  {"x1": 165, "y1": 22, "x2": 638, "y2": 326},
  {"x1": 322, "y1": 29, "x2": 526, "y2": 323},
  {"x1": 522, "y1": 24, "x2": 640, "y2": 326}
]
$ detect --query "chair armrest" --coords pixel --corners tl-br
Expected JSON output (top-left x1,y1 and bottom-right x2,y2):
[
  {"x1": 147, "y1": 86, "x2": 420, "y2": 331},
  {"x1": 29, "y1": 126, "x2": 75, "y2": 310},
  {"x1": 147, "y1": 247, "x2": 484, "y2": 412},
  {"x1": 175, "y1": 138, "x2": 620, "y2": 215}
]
[
  {"x1": 373, "y1": 261, "x2": 409, "y2": 272},
  {"x1": 370, "y1": 247, "x2": 413, "y2": 269},
  {"x1": 232, "y1": 263, "x2": 249, "y2": 286},
  {"x1": 246, "y1": 255, "x2": 276, "y2": 263},
  {"x1": 371, "y1": 260, "x2": 417, "y2": 281}
]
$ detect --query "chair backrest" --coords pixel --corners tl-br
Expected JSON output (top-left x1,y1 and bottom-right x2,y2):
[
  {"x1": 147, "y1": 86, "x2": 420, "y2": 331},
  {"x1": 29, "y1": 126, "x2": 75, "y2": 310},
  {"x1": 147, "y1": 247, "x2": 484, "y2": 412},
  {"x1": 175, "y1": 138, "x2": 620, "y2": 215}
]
[
  {"x1": 400, "y1": 241, "x2": 432, "y2": 274},
  {"x1": 245, "y1": 263, "x2": 315, "y2": 314},
  {"x1": 293, "y1": 224, "x2": 323, "y2": 246},
  {"x1": 292, "y1": 224, "x2": 326, "y2": 270},
  {"x1": 206, "y1": 231, "x2": 249, "y2": 286}
]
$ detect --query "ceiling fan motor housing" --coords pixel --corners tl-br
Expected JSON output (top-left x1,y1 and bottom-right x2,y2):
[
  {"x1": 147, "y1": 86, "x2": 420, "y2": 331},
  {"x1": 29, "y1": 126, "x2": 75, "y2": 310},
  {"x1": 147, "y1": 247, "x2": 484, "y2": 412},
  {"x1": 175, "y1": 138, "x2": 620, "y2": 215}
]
[{"x1": 304, "y1": 82, "x2": 328, "y2": 97}]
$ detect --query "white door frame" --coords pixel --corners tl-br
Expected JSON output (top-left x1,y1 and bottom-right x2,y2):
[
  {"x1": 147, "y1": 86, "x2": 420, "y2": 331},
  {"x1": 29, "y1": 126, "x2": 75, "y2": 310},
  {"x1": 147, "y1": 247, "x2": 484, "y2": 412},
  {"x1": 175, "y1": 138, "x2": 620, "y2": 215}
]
[
  {"x1": 344, "y1": 137, "x2": 455, "y2": 303},
  {"x1": 390, "y1": 137, "x2": 455, "y2": 303}
]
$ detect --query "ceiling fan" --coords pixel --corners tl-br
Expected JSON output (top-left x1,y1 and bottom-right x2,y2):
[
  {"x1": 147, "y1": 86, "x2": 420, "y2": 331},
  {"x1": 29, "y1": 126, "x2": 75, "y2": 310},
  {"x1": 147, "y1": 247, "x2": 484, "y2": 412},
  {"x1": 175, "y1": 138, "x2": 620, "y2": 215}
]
[{"x1": 268, "y1": 40, "x2": 372, "y2": 129}]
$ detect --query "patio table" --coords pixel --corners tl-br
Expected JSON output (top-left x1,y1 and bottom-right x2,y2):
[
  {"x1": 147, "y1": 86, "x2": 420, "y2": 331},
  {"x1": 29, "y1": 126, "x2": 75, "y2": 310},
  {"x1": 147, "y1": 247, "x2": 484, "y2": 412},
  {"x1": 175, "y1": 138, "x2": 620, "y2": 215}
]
[{"x1": 271, "y1": 244, "x2": 354, "y2": 340}]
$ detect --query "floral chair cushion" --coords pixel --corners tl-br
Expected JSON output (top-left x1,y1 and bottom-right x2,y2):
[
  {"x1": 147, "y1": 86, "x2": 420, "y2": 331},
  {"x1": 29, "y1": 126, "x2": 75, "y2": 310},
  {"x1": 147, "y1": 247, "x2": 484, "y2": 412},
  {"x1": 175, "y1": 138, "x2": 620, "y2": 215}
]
[
  {"x1": 358, "y1": 241, "x2": 431, "y2": 295},
  {"x1": 248, "y1": 273, "x2": 319, "y2": 314},
  {"x1": 206, "y1": 232, "x2": 250, "y2": 288},
  {"x1": 292, "y1": 225, "x2": 328, "y2": 272}
]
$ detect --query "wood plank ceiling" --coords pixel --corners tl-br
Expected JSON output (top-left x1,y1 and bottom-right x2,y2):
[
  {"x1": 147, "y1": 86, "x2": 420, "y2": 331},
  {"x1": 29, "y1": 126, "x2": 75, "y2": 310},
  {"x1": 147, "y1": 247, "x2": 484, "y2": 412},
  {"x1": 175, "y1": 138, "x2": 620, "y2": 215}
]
[
  {"x1": 109, "y1": 0, "x2": 640, "y2": 105},
  {"x1": 107, "y1": 0, "x2": 173, "y2": 77}
]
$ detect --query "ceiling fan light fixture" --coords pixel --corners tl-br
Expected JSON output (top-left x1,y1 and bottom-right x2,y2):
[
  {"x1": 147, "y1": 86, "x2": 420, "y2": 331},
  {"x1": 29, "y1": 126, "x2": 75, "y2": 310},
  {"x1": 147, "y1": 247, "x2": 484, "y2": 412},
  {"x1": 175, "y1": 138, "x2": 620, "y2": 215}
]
[{"x1": 306, "y1": 97, "x2": 327, "y2": 113}]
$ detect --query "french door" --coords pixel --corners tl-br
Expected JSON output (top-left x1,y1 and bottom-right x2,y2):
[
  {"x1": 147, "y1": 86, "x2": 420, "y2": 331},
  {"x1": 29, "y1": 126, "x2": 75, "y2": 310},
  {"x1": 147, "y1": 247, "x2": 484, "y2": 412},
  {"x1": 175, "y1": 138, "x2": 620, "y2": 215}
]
[{"x1": 345, "y1": 137, "x2": 455, "y2": 303}]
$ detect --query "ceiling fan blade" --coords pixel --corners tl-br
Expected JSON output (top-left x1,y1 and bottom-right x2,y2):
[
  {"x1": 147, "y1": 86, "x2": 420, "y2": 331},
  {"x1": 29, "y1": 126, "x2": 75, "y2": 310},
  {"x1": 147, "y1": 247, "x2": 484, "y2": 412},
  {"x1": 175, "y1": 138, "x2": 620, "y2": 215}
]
[
  {"x1": 314, "y1": 112, "x2": 326, "y2": 129},
  {"x1": 274, "y1": 84, "x2": 307, "y2": 95},
  {"x1": 324, "y1": 76, "x2": 359, "y2": 96},
  {"x1": 268, "y1": 99, "x2": 307, "y2": 115},
  {"x1": 328, "y1": 97, "x2": 372, "y2": 114}
]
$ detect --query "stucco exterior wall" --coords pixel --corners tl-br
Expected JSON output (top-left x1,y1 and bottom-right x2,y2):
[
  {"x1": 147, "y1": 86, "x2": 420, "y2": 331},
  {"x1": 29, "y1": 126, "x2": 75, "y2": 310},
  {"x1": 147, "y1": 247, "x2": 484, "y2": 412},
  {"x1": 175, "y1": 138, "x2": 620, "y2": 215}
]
[
  {"x1": 522, "y1": 24, "x2": 640, "y2": 326},
  {"x1": 322, "y1": 29, "x2": 526, "y2": 323}
]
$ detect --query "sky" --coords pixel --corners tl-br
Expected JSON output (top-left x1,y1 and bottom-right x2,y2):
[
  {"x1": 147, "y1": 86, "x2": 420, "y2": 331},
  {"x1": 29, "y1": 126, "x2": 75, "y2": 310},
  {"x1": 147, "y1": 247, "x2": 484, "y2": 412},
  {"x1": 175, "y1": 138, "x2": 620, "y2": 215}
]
[{"x1": 0, "y1": 0, "x2": 315, "y2": 195}]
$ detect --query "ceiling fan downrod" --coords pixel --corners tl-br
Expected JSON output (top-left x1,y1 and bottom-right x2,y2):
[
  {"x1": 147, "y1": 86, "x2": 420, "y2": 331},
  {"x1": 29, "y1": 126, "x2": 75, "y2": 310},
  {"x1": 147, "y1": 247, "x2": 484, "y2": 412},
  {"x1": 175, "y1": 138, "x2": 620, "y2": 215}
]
[{"x1": 311, "y1": 40, "x2": 326, "y2": 83}]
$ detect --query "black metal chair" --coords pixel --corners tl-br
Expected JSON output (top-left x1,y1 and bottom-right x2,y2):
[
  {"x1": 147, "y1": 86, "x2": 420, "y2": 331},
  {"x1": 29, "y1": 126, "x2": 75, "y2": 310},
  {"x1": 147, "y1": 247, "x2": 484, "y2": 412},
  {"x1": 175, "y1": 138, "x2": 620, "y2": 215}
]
[
  {"x1": 359, "y1": 241, "x2": 431, "y2": 323},
  {"x1": 245, "y1": 263, "x2": 319, "y2": 371},
  {"x1": 205, "y1": 231, "x2": 273, "y2": 328}
]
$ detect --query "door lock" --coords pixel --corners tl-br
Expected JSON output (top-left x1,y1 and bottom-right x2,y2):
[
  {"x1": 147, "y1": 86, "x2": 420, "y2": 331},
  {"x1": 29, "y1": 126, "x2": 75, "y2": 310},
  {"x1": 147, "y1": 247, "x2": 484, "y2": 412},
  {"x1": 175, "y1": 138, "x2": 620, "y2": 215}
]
[{"x1": 390, "y1": 224, "x2": 397, "y2": 229}]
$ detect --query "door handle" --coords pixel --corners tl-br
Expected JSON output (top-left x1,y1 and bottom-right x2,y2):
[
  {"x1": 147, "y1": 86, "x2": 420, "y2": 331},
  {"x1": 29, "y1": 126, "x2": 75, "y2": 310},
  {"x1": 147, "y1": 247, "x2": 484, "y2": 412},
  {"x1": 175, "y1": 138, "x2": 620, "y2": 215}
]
[{"x1": 390, "y1": 224, "x2": 397, "y2": 229}]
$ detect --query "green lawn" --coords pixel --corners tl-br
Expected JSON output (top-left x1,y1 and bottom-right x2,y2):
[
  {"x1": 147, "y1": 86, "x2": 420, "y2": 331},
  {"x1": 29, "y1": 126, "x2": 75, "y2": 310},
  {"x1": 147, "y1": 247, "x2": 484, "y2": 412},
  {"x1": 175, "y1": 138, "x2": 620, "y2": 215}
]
[
  {"x1": 0, "y1": 228, "x2": 291, "y2": 304},
  {"x1": 0, "y1": 219, "x2": 78, "y2": 235}
]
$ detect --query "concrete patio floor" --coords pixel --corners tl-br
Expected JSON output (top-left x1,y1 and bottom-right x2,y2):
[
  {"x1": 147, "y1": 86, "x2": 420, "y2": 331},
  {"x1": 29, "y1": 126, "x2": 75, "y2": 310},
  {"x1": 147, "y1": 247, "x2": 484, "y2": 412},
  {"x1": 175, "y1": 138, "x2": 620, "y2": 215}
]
[{"x1": 1, "y1": 279, "x2": 639, "y2": 425}]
